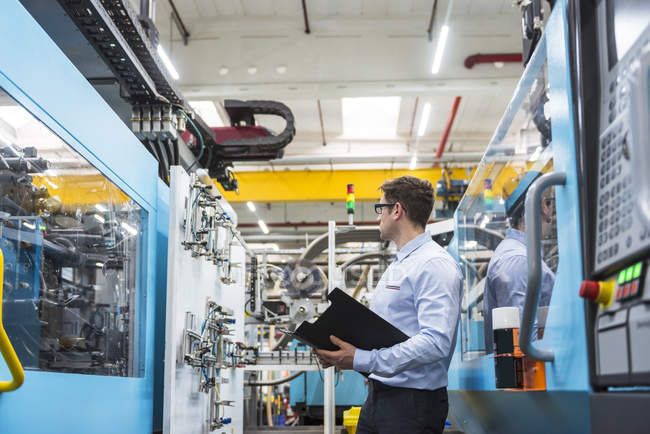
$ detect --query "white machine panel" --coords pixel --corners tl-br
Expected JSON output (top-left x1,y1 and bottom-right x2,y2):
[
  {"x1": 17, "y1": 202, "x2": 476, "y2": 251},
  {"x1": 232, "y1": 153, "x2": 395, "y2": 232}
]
[{"x1": 163, "y1": 166, "x2": 246, "y2": 434}]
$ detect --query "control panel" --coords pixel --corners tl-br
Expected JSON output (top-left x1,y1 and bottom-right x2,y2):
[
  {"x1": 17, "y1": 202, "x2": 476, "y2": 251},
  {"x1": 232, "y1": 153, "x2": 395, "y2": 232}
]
[
  {"x1": 582, "y1": 0, "x2": 650, "y2": 389},
  {"x1": 594, "y1": 24, "x2": 650, "y2": 272}
]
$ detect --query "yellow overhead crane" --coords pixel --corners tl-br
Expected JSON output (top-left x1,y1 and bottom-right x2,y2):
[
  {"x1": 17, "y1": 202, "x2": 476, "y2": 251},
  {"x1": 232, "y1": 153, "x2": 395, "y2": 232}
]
[{"x1": 221, "y1": 168, "x2": 477, "y2": 203}]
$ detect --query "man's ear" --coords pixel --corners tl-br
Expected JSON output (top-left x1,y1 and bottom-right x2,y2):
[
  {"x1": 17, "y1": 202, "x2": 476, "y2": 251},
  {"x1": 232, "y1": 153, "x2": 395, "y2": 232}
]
[{"x1": 393, "y1": 202, "x2": 404, "y2": 220}]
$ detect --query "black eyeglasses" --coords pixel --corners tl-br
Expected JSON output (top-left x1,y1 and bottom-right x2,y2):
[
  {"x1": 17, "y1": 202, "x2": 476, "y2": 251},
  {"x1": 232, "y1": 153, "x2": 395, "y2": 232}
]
[{"x1": 374, "y1": 203, "x2": 396, "y2": 215}]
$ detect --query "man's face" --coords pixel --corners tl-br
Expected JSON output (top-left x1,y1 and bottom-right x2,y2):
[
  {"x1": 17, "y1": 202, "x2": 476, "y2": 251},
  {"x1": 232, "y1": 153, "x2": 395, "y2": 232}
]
[{"x1": 377, "y1": 194, "x2": 395, "y2": 241}]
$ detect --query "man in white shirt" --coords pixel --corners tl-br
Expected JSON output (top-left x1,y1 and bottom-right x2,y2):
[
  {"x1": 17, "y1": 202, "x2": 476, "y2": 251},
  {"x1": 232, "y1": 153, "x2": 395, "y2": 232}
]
[{"x1": 317, "y1": 175, "x2": 463, "y2": 434}]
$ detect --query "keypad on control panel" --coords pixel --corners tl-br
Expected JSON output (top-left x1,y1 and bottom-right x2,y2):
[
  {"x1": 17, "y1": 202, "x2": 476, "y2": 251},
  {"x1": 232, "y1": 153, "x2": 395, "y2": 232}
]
[
  {"x1": 595, "y1": 35, "x2": 650, "y2": 271},
  {"x1": 596, "y1": 119, "x2": 634, "y2": 266}
]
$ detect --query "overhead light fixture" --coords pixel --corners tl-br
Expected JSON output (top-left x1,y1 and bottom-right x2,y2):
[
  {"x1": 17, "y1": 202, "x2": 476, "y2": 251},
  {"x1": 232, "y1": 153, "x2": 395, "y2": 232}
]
[
  {"x1": 96, "y1": 262, "x2": 104, "y2": 268},
  {"x1": 247, "y1": 201, "x2": 256, "y2": 212},
  {"x1": 258, "y1": 219, "x2": 269, "y2": 234},
  {"x1": 341, "y1": 96, "x2": 401, "y2": 138},
  {"x1": 417, "y1": 102, "x2": 432, "y2": 137},
  {"x1": 494, "y1": 61, "x2": 505, "y2": 69},
  {"x1": 409, "y1": 154, "x2": 417, "y2": 170},
  {"x1": 156, "y1": 44, "x2": 180, "y2": 80},
  {"x1": 431, "y1": 25, "x2": 450, "y2": 74},
  {"x1": 188, "y1": 100, "x2": 225, "y2": 127},
  {"x1": 121, "y1": 222, "x2": 138, "y2": 236},
  {"x1": 219, "y1": 66, "x2": 229, "y2": 76},
  {"x1": 247, "y1": 66, "x2": 258, "y2": 75},
  {"x1": 275, "y1": 65, "x2": 287, "y2": 74}
]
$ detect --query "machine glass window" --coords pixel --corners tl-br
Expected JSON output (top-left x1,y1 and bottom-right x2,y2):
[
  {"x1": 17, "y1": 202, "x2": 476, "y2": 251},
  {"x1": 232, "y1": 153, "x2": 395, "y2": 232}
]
[
  {"x1": 0, "y1": 88, "x2": 145, "y2": 377},
  {"x1": 454, "y1": 62, "x2": 559, "y2": 362}
]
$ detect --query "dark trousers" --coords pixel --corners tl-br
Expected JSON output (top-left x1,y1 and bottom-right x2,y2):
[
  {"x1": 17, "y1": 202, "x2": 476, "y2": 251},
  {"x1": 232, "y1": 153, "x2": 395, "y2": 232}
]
[{"x1": 356, "y1": 379, "x2": 448, "y2": 434}]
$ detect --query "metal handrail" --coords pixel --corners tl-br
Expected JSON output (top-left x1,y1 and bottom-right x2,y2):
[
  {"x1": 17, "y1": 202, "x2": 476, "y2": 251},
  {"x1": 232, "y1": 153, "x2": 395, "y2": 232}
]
[
  {"x1": 521, "y1": 172, "x2": 566, "y2": 362},
  {"x1": 0, "y1": 247, "x2": 25, "y2": 392}
]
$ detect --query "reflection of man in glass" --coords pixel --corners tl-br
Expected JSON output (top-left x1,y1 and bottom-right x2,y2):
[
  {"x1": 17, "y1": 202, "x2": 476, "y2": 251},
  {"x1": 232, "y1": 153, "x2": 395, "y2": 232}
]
[{"x1": 482, "y1": 172, "x2": 556, "y2": 353}]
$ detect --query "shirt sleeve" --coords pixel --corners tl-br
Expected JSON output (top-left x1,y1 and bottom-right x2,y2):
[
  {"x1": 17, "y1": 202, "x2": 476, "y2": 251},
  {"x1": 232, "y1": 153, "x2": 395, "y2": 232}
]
[{"x1": 353, "y1": 257, "x2": 462, "y2": 377}]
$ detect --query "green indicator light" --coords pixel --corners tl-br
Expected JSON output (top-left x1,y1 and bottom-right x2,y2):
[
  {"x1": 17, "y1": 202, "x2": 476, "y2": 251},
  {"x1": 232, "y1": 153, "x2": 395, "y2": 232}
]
[
  {"x1": 618, "y1": 271, "x2": 626, "y2": 284},
  {"x1": 633, "y1": 263, "x2": 642, "y2": 279},
  {"x1": 625, "y1": 267, "x2": 634, "y2": 282}
]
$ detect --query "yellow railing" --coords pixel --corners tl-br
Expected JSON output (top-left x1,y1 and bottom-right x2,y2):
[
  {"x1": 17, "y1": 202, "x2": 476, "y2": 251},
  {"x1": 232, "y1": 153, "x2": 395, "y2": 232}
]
[{"x1": 0, "y1": 248, "x2": 24, "y2": 392}]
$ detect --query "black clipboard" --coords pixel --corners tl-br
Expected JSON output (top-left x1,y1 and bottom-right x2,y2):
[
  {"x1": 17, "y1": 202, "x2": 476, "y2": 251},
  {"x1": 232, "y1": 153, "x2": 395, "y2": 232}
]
[{"x1": 281, "y1": 288, "x2": 409, "y2": 351}]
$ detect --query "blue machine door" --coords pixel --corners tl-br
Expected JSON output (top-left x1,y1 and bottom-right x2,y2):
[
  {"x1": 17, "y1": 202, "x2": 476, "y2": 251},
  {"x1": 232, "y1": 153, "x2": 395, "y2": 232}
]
[{"x1": 0, "y1": 2, "x2": 159, "y2": 433}]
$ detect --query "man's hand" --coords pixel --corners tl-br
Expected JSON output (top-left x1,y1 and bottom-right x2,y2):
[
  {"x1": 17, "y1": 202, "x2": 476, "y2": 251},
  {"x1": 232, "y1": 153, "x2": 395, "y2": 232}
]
[{"x1": 315, "y1": 335, "x2": 356, "y2": 370}]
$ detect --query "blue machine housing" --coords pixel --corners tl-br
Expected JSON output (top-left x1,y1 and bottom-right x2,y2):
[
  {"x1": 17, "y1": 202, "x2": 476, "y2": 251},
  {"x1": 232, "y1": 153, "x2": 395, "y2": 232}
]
[
  {"x1": 290, "y1": 370, "x2": 368, "y2": 408},
  {"x1": 0, "y1": 1, "x2": 164, "y2": 432},
  {"x1": 448, "y1": 1, "x2": 592, "y2": 433}
]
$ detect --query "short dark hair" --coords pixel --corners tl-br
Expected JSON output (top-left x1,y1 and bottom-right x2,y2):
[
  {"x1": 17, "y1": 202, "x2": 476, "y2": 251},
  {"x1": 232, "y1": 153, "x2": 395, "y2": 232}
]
[{"x1": 380, "y1": 175, "x2": 434, "y2": 228}]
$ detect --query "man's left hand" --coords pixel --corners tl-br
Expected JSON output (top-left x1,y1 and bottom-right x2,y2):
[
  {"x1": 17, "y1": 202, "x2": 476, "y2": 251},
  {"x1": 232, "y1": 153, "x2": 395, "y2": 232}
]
[{"x1": 316, "y1": 335, "x2": 356, "y2": 370}]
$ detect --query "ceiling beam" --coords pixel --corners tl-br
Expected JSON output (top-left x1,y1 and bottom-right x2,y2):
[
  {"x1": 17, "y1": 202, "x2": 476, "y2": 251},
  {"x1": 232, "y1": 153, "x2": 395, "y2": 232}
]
[{"x1": 180, "y1": 77, "x2": 519, "y2": 99}]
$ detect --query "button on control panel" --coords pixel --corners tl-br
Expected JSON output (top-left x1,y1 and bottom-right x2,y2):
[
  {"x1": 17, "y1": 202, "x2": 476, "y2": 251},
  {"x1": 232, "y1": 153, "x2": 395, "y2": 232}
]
[{"x1": 614, "y1": 262, "x2": 644, "y2": 302}]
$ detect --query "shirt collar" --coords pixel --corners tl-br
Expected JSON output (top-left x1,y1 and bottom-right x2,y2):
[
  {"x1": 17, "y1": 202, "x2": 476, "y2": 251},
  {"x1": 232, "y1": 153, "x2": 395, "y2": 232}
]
[
  {"x1": 505, "y1": 228, "x2": 526, "y2": 245},
  {"x1": 395, "y1": 230, "x2": 432, "y2": 262}
]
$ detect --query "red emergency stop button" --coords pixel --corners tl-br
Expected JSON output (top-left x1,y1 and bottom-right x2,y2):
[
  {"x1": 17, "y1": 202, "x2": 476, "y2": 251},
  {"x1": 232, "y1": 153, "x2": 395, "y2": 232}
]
[
  {"x1": 580, "y1": 280, "x2": 615, "y2": 306},
  {"x1": 580, "y1": 280, "x2": 600, "y2": 300}
]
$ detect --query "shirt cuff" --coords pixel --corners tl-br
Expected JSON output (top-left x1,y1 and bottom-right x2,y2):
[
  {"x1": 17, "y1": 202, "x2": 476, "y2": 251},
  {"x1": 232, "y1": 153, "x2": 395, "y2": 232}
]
[{"x1": 353, "y1": 349, "x2": 373, "y2": 373}]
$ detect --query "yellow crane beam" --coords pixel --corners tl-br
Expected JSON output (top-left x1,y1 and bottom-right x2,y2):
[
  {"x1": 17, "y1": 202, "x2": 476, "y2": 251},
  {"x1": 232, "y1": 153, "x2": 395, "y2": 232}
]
[{"x1": 222, "y1": 168, "x2": 475, "y2": 203}]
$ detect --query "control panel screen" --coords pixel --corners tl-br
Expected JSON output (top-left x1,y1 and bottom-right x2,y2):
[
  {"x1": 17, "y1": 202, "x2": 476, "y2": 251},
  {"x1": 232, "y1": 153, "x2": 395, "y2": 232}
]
[{"x1": 606, "y1": 0, "x2": 650, "y2": 70}]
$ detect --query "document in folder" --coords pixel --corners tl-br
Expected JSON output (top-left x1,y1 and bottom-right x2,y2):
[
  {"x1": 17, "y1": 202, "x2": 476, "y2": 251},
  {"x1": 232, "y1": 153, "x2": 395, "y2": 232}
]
[{"x1": 284, "y1": 288, "x2": 409, "y2": 351}]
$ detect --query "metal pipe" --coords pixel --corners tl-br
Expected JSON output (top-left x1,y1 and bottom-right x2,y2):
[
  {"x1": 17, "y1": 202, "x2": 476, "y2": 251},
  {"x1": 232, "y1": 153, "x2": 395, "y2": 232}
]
[
  {"x1": 169, "y1": 0, "x2": 191, "y2": 45},
  {"x1": 464, "y1": 53, "x2": 523, "y2": 69},
  {"x1": 323, "y1": 221, "x2": 336, "y2": 434},
  {"x1": 406, "y1": 96, "x2": 419, "y2": 151},
  {"x1": 301, "y1": 0, "x2": 311, "y2": 34},
  {"x1": 435, "y1": 96, "x2": 462, "y2": 160},
  {"x1": 427, "y1": 0, "x2": 439, "y2": 41},
  {"x1": 245, "y1": 371, "x2": 304, "y2": 386},
  {"x1": 317, "y1": 99, "x2": 326, "y2": 146}
]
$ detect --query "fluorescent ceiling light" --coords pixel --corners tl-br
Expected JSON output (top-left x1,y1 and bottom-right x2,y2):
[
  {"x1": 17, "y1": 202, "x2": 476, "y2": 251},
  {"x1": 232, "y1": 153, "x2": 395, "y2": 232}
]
[
  {"x1": 96, "y1": 262, "x2": 104, "y2": 267},
  {"x1": 156, "y1": 44, "x2": 180, "y2": 80},
  {"x1": 431, "y1": 25, "x2": 450, "y2": 74},
  {"x1": 258, "y1": 219, "x2": 269, "y2": 234},
  {"x1": 417, "y1": 103, "x2": 432, "y2": 137},
  {"x1": 188, "y1": 101, "x2": 224, "y2": 127},
  {"x1": 121, "y1": 222, "x2": 138, "y2": 236},
  {"x1": 0, "y1": 106, "x2": 33, "y2": 130},
  {"x1": 341, "y1": 96, "x2": 400, "y2": 138},
  {"x1": 409, "y1": 155, "x2": 417, "y2": 170},
  {"x1": 247, "y1": 201, "x2": 256, "y2": 212},
  {"x1": 219, "y1": 66, "x2": 229, "y2": 76}
]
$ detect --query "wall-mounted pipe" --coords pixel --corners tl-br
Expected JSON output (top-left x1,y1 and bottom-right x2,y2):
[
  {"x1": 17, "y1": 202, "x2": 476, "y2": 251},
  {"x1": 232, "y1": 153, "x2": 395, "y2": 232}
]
[
  {"x1": 435, "y1": 96, "x2": 462, "y2": 160},
  {"x1": 464, "y1": 53, "x2": 523, "y2": 69}
]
